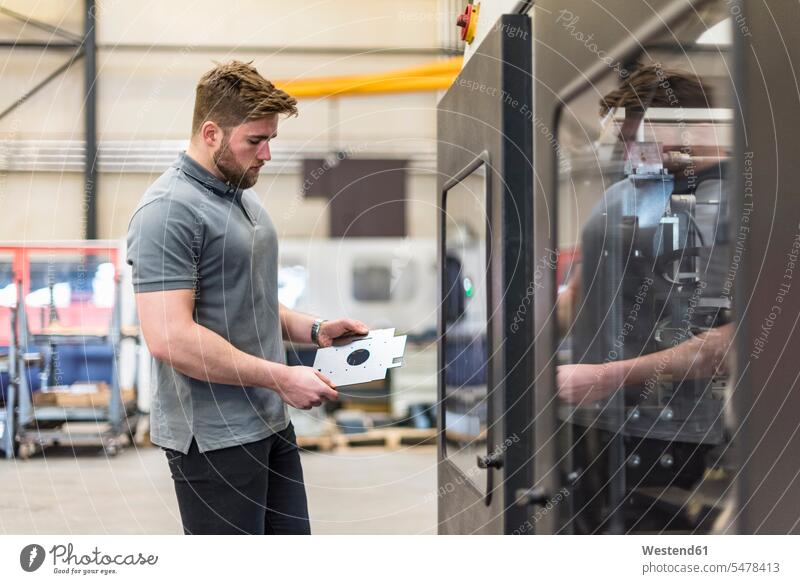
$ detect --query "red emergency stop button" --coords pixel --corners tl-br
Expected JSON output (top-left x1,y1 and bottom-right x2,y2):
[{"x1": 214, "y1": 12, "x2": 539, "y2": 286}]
[{"x1": 456, "y1": 3, "x2": 480, "y2": 44}]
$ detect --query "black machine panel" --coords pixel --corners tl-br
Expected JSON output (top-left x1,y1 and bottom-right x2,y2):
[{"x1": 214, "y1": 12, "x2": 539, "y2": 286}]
[{"x1": 437, "y1": 14, "x2": 533, "y2": 535}]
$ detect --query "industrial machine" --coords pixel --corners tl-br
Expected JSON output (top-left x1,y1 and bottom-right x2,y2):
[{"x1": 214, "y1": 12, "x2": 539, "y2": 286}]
[
  {"x1": 280, "y1": 238, "x2": 438, "y2": 418},
  {"x1": 279, "y1": 238, "x2": 437, "y2": 338},
  {"x1": 437, "y1": 0, "x2": 800, "y2": 534}
]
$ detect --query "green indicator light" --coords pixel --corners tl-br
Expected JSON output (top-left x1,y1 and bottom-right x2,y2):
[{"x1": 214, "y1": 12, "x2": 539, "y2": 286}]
[{"x1": 463, "y1": 277, "x2": 474, "y2": 298}]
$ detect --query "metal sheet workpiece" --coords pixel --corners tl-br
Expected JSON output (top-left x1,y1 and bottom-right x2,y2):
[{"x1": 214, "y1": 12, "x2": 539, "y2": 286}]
[{"x1": 312, "y1": 328, "x2": 407, "y2": 387}]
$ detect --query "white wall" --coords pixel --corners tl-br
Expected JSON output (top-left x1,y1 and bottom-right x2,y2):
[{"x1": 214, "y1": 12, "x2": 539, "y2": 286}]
[{"x1": 0, "y1": 0, "x2": 447, "y2": 240}]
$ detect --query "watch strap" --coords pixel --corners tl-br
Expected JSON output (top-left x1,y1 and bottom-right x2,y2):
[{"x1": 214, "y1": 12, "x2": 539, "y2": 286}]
[{"x1": 311, "y1": 318, "x2": 326, "y2": 346}]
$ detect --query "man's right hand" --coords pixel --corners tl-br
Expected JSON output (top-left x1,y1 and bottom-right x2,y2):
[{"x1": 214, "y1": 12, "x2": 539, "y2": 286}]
[{"x1": 275, "y1": 366, "x2": 338, "y2": 410}]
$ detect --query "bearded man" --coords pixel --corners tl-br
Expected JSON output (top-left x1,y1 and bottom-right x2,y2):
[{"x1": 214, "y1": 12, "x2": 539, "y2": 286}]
[{"x1": 127, "y1": 61, "x2": 366, "y2": 535}]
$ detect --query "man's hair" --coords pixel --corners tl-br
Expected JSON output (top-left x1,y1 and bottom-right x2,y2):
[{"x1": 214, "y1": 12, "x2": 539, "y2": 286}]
[
  {"x1": 599, "y1": 64, "x2": 713, "y2": 116},
  {"x1": 191, "y1": 60, "x2": 297, "y2": 135}
]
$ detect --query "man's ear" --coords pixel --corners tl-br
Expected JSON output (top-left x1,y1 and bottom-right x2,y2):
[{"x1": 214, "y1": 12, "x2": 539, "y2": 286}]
[{"x1": 200, "y1": 121, "x2": 222, "y2": 148}]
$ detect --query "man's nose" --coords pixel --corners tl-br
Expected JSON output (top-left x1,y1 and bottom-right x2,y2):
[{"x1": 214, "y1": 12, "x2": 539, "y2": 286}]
[{"x1": 256, "y1": 141, "x2": 271, "y2": 161}]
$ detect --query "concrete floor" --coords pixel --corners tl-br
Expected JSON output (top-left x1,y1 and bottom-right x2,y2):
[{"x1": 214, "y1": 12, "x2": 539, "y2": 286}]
[{"x1": 0, "y1": 443, "x2": 437, "y2": 535}]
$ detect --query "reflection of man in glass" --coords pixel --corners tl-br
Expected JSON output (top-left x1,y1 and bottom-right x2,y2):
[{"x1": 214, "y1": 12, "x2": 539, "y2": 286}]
[{"x1": 557, "y1": 64, "x2": 733, "y2": 404}]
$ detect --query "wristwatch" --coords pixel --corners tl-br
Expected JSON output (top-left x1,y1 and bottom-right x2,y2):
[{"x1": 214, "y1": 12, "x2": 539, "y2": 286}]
[{"x1": 311, "y1": 318, "x2": 326, "y2": 347}]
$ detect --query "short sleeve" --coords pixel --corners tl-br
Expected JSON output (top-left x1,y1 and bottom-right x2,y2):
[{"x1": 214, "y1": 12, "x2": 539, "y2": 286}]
[{"x1": 126, "y1": 198, "x2": 203, "y2": 293}]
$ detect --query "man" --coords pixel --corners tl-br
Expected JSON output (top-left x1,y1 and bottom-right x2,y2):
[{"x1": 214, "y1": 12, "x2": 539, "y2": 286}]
[{"x1": 126, "y1": 61, "x2": 367, "y2": 535}]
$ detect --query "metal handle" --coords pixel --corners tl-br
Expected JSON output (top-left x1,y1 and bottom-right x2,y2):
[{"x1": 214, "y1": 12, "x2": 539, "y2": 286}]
[
  {"x1": 515, "y1": 487, "x2": 549, "y2": 508},
  {"x1": 477, "y1": 452, "x2": 503, "y2": 506},
  {"x1": 477, "y1": 452, "x2": 504, "y2": 469}
]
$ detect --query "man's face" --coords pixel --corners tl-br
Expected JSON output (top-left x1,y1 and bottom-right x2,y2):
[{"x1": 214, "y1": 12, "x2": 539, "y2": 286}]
[{"x1": 212, "y1": 114, "x2": 279, "y2": 189}]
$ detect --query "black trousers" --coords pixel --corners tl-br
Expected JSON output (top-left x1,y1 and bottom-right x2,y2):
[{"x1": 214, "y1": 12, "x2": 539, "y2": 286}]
[{"x1": 163, "y1": 423, "x2": 310, "y2": 535}]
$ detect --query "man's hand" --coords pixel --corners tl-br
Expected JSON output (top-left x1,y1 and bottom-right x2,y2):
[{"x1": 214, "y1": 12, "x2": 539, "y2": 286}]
[
  {"x1": 317, "y1": 318, "x2": 369, "y2": 348},
  {"x1": 556, "y1": 325, "x2": 731, "y2": 405},
  {"x1": 557, "y1": 362, "x2": 620, "y2": 404},
  {"x1": 275, "y1": 366, "x2": 338, "y2": 410},
  {"x1": 674, "y1": 329, "x2": 729, "y2": 379}
]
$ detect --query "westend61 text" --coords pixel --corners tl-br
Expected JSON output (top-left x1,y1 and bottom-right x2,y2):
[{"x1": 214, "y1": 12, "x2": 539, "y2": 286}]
[{"x1": 642, "y1": 545, "x2": 708, "y2": 556}]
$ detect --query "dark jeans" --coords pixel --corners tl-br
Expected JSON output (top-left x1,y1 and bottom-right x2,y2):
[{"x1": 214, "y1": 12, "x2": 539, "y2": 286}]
[{"x1": 163, "y1": 423, "x2": 310, "y2": 535}]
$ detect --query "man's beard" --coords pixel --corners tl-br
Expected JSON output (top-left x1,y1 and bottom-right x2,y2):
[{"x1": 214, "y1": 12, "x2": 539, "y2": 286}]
[{"x1": 212, "y1": 139, "x2": 260, "y2": 189}]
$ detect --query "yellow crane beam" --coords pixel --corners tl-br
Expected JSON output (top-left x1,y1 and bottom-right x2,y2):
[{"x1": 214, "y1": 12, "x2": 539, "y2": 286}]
[{"x1": 276, "y1": 56, "x2": 463, "y2": 98}]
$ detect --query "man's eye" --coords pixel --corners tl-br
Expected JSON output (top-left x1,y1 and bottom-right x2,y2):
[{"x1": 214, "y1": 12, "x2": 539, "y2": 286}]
[{"x1": 248, "y1": 139, "x2": 260, "y2": 145}]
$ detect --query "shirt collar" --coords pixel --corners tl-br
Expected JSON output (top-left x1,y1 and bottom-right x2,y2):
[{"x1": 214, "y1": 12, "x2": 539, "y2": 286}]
[{"x1": 175, "y1": 152, "x2": 241, "y2": 199}]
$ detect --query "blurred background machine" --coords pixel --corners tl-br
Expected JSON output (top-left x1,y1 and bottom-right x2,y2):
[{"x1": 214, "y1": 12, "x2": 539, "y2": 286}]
[
  {"x1": 280, "y1": 238, "x2": 438, "y2": 448},
  {"x1": 0, "y1": 237, "x2": 441, "y2": 457},
  {"x1": 0, "y1": 241, "x2": 141, "y2": 458}
]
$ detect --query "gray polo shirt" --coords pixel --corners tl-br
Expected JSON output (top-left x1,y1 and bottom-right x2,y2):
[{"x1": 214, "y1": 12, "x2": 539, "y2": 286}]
[{"x1": 126, "y1": 152, "x2": 288, "y2": 454}]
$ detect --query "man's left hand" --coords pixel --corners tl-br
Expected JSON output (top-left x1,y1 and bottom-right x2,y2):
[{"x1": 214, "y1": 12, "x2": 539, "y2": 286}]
[{"x1": 317, "y1": 318, "x2": 369, "y2": 348}]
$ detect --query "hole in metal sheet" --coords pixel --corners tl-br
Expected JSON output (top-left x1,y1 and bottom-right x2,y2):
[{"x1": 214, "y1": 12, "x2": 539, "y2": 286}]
[{"x1": 346, "y1": 348, "x2": 370, "y2": 366}]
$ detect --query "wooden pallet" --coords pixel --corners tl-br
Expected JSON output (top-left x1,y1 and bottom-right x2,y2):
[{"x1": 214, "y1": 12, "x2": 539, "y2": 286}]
[
  {"x1": 296, "y1": 433, "x2": 336, "y2": 452},
  {"x1": 33, "y1": 383, "x2": 135, "y2": 408},
  {"x1": 331, "y1": 427, "x2": 436, "y2": 451}
]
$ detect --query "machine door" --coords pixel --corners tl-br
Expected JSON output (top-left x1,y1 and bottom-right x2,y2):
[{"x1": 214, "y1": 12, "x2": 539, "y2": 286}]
[{"x1": 437, "y1": 14, "x2": 533, "y2": 534}]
